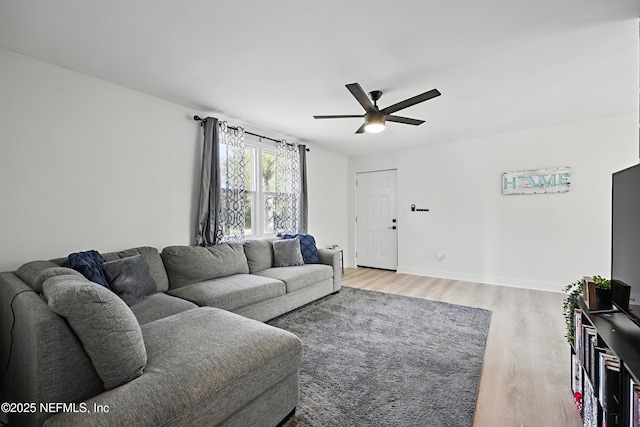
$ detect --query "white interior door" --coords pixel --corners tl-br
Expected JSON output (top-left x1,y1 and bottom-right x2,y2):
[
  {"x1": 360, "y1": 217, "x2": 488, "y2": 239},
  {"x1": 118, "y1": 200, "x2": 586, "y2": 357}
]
[{"x1": 356, "y1": 170, "x2": 398, "y2": 270}]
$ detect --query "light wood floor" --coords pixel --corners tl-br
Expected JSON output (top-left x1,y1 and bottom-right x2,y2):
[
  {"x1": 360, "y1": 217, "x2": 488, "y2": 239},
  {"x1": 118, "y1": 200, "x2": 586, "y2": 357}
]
[{"x1": 343, "y1": 267, "x2": 583, "y2": 427}]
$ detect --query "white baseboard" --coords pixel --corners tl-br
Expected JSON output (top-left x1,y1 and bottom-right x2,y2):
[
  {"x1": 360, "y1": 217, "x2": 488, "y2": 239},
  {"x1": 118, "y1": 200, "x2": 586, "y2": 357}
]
[{"x1": 395, "y1": 265, "x2": 564, "y2": 294}]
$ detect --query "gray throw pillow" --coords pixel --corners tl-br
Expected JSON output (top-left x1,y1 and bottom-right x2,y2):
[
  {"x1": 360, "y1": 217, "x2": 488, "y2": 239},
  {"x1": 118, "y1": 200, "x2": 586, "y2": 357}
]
[
  {"x1": 103, "y1": 254, "x2": 157, "y2": 306},
  {"x1": 102, "y1": 247, "x2": 169, "y2": 292},
  {"x1": 273, "y1": 237, "x2": 305, "y2": 267},
  {"x1": 42, "y1": 275, "x2": 147, "y2": 390}
]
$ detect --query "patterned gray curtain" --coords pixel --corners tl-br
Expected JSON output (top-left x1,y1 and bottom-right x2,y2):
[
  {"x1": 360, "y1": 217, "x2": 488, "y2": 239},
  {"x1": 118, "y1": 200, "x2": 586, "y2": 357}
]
[
  {"x1": 218, "y1": 122, "x2": 246, "y2": 241},
  {"x1": 195, "y1": 117, "x2": 222, "y2": 246},
  {"x1": 274, "y1": 140, "x2": 301, "y2": 234},
  {"x1": 298, "y1": 144, "x2": 308, "y2": 234}
]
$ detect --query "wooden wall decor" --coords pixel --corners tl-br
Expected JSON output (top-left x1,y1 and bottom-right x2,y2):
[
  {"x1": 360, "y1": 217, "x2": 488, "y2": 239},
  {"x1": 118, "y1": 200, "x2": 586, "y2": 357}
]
[{"x1": 502, "y1": 166, "x2": 571, "y2": 195}]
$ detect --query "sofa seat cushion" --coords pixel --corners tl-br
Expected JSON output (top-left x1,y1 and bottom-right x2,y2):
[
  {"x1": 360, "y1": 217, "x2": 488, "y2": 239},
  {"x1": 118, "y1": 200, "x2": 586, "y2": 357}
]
[
  {"x1": 130, "y1": 293, "x2": 198, "y2": 325},
  {"x1": 166, "y1": 274, "x2": 286, "y2": 311},
  {"x1": 254, "y1": 264, "x2": 333, "y2": 293},
  {"x1": 44, "y1": 307, "x2": 302, "y2": 427}
]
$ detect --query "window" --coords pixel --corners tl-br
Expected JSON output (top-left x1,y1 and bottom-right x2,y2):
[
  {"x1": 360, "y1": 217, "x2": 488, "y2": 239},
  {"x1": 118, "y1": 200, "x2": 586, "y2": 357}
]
[
  {"x1": 260, "y1": 148, "x2": 278, "y2": 235},
  {"x1": 220, "y1": 137, "x2": 299, "y2": 239},
  {"x1": 218, "y1": 143, "x2": 250, "y2": 239}
]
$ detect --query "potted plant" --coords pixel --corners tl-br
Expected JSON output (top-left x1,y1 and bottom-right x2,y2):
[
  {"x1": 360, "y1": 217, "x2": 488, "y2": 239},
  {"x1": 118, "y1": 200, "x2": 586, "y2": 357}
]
[
  {"x1": 562, "y1": 279, "x2": 583, "y2": 344},
  {"x1": 562, "y1": 275, "x2": 611, "y2": 343},
  {"x1": 592, "y1": 275, "x2": 612, "y2": 310}
]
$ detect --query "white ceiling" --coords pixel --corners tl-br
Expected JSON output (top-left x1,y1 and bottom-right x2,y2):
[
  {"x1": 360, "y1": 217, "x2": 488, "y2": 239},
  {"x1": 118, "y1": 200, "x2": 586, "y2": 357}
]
[{"x1": 0, "y1": 1, "x2": 638, "y2": 157}]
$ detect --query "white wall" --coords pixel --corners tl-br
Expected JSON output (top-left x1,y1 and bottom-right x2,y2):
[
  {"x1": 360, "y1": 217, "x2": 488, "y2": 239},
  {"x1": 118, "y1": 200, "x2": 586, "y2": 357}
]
[
  {"x1": 348, "y1": 114, "x2": 638, "y2": 292},
  {"x1": 0, "y1": 48, "x2": 349, "y2": 271},
  {"x1": 0, "y1": 48, "x2": 198, "y2": 271},
  {"x1": 307, "y1": 147, "x2": 349, "y2": 251}
]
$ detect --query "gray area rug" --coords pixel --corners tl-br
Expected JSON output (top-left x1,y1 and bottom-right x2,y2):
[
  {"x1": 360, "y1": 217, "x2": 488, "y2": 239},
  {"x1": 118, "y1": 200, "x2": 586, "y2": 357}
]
[{"x1": 268, "y1": 286, "x2": 492, "y2": 427}]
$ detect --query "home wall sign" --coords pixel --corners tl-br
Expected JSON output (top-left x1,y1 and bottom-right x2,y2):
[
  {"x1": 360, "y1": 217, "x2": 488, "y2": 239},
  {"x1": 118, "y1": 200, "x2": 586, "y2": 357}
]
[{"x1": 502, "y1": 166, "x2": 571, "y2": 195}]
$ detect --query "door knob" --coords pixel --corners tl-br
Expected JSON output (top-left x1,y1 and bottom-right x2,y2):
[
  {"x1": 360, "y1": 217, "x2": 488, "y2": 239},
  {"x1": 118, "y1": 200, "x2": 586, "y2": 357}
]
[{"x1": 388, "y1": 226, "x2": 397, "y2": 230}]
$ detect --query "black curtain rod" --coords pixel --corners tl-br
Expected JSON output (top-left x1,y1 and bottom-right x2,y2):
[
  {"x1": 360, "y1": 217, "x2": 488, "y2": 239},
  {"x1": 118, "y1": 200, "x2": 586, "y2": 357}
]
[{"x1": 193, "y1": 116, "x2": 309, "y2": 151}]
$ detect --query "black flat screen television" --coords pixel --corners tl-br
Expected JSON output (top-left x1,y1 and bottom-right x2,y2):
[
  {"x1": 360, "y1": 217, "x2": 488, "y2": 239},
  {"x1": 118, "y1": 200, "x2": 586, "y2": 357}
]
[{"x1": 611, "y1": 163, "x2": 640, "y2": 319}]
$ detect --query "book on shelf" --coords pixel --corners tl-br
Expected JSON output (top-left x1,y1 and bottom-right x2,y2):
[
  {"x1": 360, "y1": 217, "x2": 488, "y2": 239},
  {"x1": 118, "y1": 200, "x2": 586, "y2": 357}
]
[
  {"x1": 584, "y1": 376, "x2": 599, "y2": 427},
  {"x1": 596, "y1": 348, "x2": 621, "y2": 427},
  {"x1": 582, "y1": 325, "x2": 598, "y2": 383},
  {"x1": 575, "y1": 308, "x2": 582, "y2": 361},
  {"x1": 590, "y1": 333, "x2": 598, "y2": 386},
  {"x1": 629, "y1": 378, "x2": 640, "y2": 427},
  {"x1": 573, "y1": 352, "x2": 583, "y2": 395}
]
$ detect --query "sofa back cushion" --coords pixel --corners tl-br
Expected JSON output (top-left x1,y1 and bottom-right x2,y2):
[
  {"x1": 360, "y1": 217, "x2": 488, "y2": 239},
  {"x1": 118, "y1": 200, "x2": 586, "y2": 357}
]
[
  {"x1": 102, "y1": 247, "x2": 169, "y2": 292},
  {"x1": 161, "y1": 243, "x2": 249, "y2": 289},
  {"x1": 16, "y1": 261, "x2": 84, "y2": 293},
  {"x1": 42, "y1": 275, "x2": 147, "y2": 390},
  {"x1": 243, "y1": 239, "x2": 277, "y2": 273}
]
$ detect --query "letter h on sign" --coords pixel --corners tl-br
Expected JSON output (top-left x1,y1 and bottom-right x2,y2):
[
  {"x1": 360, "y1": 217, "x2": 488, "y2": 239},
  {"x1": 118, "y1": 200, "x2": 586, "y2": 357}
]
[{"x1": 503, "y1": 176, "x2": 517, "y2": 190}]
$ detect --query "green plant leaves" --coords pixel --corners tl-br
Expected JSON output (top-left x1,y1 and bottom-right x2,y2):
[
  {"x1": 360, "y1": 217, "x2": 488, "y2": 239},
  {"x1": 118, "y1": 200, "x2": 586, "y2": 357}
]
[{"x1": 562, "y1": 275, "x2": 610, "y2": 343}]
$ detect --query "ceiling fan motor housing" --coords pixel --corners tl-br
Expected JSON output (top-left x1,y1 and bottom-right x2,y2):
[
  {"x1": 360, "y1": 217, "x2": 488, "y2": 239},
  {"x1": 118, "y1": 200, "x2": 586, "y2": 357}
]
[{"x1": 365, "y1": 111, "x2": 386, "y2": 124}]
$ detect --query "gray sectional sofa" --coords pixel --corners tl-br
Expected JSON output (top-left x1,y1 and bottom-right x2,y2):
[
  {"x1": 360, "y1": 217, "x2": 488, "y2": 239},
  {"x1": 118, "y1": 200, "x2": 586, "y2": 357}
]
[{"x1": 0, "y1": 238, "x2": 342, "y2": 427}]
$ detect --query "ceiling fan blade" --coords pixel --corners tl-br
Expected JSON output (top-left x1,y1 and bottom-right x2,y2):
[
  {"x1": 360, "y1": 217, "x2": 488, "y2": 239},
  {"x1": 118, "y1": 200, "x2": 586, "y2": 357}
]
[
  {"x1": 313, "y1": 114, "x2": 364, "y2": 119},
  {"x1": 355, "y1": 123, "x2": 366, "y2": 134},
  {"x1": 381, "y1": 89, "x2": 441, "y2": 115},
  {"x1": 386, "y1": 115, "x2": 425, "y2": 126},
  {"x1": 346, "y1": 83, "x2": 376, "y2": 113}
]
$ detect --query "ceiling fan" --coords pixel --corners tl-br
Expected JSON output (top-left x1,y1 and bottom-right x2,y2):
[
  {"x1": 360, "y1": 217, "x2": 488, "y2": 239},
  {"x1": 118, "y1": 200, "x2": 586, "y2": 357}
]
[{"x1": 313, "y1": 83, "x2": 441, "y2": 134}]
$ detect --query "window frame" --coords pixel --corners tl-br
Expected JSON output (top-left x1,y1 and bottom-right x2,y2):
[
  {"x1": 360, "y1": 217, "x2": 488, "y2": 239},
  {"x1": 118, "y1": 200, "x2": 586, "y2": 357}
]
[
  {"x1": 245, "y1": 138, "x2": 279, "y2": 239},
  {"x1": 218, "y1": 135, "x2": 297, "y2": 239}
]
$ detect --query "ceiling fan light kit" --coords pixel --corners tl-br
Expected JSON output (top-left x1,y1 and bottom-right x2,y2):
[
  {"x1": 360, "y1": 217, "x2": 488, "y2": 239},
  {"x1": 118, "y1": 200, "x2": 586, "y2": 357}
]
[
  {"x1": 364, "y1": 111, "x2": 386, "y2": 133},
  {"x1": 314, "y1": 83, "x2": 440, "y2": 134}
]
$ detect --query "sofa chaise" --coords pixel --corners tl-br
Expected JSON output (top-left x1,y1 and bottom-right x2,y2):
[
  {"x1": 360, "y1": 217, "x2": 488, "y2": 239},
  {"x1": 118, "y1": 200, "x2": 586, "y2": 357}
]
[{"x1": 0, "y1": 237, "x2": 341, "y2": 427}]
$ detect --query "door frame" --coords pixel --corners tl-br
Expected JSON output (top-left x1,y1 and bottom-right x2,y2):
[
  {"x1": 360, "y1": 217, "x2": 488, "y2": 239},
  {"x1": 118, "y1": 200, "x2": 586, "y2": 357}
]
[{"x1": 355, "y1": 168, "x2": 398, "y2": 271}]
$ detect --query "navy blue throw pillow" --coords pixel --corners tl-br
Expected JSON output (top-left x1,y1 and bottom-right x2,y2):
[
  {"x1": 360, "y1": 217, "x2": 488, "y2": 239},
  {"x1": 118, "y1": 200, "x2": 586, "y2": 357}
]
[
  {"x1": 62, "y1": 250, "x2": 110, "y2": 289},
  {"x1": 278, "y1": 233, "x2": 320, "y2": 264}
]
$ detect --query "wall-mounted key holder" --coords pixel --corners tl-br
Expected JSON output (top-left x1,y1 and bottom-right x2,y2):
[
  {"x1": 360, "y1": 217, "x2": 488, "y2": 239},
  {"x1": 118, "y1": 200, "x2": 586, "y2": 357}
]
[{"x1": 411, "y1": 204, "x2": 429, "y2": 212}]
